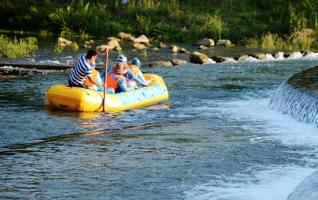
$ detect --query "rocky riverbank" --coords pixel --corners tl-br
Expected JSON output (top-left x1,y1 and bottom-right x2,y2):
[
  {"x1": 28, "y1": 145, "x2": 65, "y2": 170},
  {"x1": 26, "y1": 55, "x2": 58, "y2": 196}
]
[{"x1": 2, "y1": 32, "x2": 318, "y2": 76}]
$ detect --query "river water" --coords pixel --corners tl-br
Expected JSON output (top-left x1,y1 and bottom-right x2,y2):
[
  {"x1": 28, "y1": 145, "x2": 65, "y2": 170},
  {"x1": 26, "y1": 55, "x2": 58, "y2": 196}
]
[{"x1": 1, "y1": 46, "x2": 318, "y2": 199}]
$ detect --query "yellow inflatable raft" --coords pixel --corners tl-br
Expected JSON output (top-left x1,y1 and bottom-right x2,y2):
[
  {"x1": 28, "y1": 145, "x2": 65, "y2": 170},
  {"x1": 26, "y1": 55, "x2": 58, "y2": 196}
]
[{"x1": 45, "y1": 74, "x2": 169, "y2": 112}]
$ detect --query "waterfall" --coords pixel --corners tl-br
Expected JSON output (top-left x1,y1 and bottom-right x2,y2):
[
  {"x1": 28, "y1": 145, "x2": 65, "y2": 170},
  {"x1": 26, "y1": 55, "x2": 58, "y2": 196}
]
[{"x1": 269, "y1": 66, "x2": 318, "y2": 124}]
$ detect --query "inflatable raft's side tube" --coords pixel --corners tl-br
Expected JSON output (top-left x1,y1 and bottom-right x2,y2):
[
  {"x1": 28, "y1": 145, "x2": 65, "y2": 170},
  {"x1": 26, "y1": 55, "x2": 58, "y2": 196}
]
[{"x1": 45, "y1": 85, "x2": 101, "y2": 111}]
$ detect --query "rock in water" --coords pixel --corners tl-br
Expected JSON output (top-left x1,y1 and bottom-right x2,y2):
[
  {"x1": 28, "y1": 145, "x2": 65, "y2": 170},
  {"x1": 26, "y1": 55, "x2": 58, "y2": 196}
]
[{"x1": 189, "y1": 52, "x2": 209, "y2": 64}]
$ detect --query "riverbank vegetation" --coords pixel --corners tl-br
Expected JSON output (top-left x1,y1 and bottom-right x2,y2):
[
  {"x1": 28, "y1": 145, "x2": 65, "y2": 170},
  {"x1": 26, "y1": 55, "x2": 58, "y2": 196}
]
[
  {"x1": 0, "y1": 34, "x2": 38, "y2": 58},
  {"x1": 1, "y1": 0, "x2": 318, "y2": 50}
]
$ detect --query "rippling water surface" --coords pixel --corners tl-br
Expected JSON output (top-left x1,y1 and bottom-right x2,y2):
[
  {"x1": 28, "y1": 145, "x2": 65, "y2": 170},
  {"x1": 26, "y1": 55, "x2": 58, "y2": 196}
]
[{"x1": 1, "y1": 52, "x2": 318, "y2": 199}]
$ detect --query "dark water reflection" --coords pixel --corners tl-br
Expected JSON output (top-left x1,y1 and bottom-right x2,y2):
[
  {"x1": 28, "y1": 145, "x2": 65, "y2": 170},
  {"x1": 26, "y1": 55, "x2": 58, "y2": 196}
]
[{"x1": 1, "y1": 57, "x2": 318, "y2": 199}]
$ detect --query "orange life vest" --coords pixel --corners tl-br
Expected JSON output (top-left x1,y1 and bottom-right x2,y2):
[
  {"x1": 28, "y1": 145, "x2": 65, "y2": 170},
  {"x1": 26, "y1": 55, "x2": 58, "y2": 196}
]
[
  {"x1": 128, "y1": 64, "x2": 140, "y2": 76},
  {"x1": 84, "y1": 68, "x2": 100, "y2": 87},
  {"x1": 106, "y1": 72, "x2": 120, "y2": 90}
]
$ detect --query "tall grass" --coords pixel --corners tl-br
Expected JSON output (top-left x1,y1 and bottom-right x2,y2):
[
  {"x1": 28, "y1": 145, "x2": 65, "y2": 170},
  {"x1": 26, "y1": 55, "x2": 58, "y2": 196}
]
[
  {"x1": 246, "y1": 30, "x2": 316, "y2": 50},
  {"x1": 290, "y1": 28, "x2": 316, "y2": 50},
  {"x1": 260, "y1": 33, "x2": 285, "y2": 49},
  {"x1": 0, "y1": 35, "x2": 38, "y2": 58},
  {"x1": 246, "y1": 33, "x2": 287, "y2": 50}
]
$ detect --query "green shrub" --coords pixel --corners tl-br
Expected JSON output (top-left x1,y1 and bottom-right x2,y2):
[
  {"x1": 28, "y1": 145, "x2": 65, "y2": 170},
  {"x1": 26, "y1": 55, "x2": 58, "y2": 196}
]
[
  {"x1": 136, "y1": 14, "x2": 151, "y2": 35},
  {"x1": 0, "y1": 35, "x2": 38, "y2": 58}
]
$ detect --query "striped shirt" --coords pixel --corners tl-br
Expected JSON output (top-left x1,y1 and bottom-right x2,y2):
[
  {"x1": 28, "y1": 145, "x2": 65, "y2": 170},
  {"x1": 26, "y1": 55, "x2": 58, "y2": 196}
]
[{"x1": 68, "y1": 54, "x2": 92, "y2": 86}]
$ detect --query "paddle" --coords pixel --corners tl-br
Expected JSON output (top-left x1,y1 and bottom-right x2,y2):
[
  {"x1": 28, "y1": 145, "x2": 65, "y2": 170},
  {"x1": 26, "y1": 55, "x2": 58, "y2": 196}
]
[{"x1": 103, "y1": 48, "x2": 109, "y2": 112}]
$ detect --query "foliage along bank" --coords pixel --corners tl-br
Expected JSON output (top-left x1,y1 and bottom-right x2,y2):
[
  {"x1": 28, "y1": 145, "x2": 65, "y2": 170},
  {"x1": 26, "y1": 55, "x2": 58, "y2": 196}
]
[{"x1": 1, "y1": 0, "x2": 318, "y2": 50}]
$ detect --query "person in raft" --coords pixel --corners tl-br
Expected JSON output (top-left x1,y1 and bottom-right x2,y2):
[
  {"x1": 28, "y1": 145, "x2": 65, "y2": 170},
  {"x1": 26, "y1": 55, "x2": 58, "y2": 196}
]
[
  {"x1": 128, "y1": 57, "x2": 151, "y2": 86},
  {"x1": 68, "y1": 49, "x2": 103, "y2": 88},
  {"x1": 101, "y1": 54, "x2": 149, "y2": 93},
  {"x1": 68, "y1": 49, "x2": 114, "y2": 93},
  {"x1": 116, "y1": 54, "x2": 149, "y2": 89},
  {"x1": 106, "y1": 62, "x2": 130, "y2": 93},
  {"x1": 83, "y1": 62, "x2": 115, "y2": 94}
]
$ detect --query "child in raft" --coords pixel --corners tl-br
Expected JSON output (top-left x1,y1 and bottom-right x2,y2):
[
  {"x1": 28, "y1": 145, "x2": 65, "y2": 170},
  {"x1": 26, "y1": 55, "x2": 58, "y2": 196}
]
[
  {"x1": 100, "y1": 54, "x2": 149, "y2": 93},
  {"x1": 126, "y1": 57, "x2": 151, "y2": 87},
  {"x1": 116, "y1": 54, "x2": 149, "y2": 89}
]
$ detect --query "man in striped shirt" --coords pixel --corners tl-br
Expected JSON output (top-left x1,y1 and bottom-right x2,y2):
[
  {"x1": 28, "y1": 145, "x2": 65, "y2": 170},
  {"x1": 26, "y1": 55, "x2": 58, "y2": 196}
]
[{"x1": 68, "y1": 49, "x2": 105, "y2": 88}]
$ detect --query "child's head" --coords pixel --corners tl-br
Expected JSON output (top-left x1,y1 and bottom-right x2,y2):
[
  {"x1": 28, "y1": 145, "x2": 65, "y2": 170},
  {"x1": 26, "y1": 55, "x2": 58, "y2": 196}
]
[
  {"x1": 113, "y1": 62, "x2": 126, "y2": 75},
  {"x1": 116, "y1": 54, "x2": 127, "y2": 64},
  {"x1": 131, "y1": 57, "x2": 141, "y2": 68}
]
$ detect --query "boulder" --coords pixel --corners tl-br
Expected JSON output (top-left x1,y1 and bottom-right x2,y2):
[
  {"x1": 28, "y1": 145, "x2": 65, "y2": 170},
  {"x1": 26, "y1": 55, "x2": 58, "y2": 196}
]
[
  {"x1": 96, "y1": 45, "x2": 110, "y2": 52},
  {"x1": 210, "y1": 56, "x2": 226, "y2": 63},
  {"x1": 189, "y1": 52, "x2": 209, "y2": 64},
  {"x1": 58, "y1": 42, "x2": 66, "y2": 48},
  {"x1": 70, "y1": 42, "x2": 79, "y2": 50},
  {"x1": 83, "y1": 44, "x2": 91, "y2": 49},
  {"x1": 118, "y1": 32, "x2": 135, "y2": 42},
  {"x1": 198, "y1": 45, "x2": 209, "y2": 50},
  {"x1": 170, "y1": 58, "x2": 187, "y2": 66},
  {"x1": 134, "y1": 35, "x2": 150, "y2": 45},
  {"x1": 203, "y1": 58, "x2": 216, "y2": 64},
  {"x1": 58, "y1": 37, "x2": 73, "y2": 46},
  {"x1": 133, "y1": 43, "x2": 147, "y2": 50},
  {"x1": 223, "y1": 57, "x2": 237, "y2": 63},
  {"x1": 283, "y1": 53, "x2": 291, "y2": 58},
  {"x1": 265, "y1": 53, "x2": 275, "y2": 60},
  {"x1": 107, "y1": 39, "x2": 121, "y2": 50},
  {"x1": 237, "y1": 55, "x2": 249, "y2": 61},
  {"x1": 216, "y1": 39, "x2": 232, "y2": 47},
  {"x1": 171, "y1": 45, "x2": 178, "y2": 53},
  {"x1": 84, "y1": 40, "x2": 94, "y2": 49},
  {"x1": 248, "y1": 53, "x2": 267, "y2": 60},
  {"x1": 178, "y1": 48, "x2": 189, "y2": 54},
  {"x1": 148, "y1": 61, "x2": 173, "y2": 67},
  {"x1": 197, "y1": 38, "x2": 215, "y2": 47},
  {"x1": 274, "y1": 52, "x2": 285, "y2": 60},
  {"x1": 96, "y1": 39, "x2": 121, "y2": 51},
  {"x1": 159, "y1": 42, "x2": 167, "y2": 49},
  {"x1": 237, "y1": 55, "x2": 258, "y2": 62},
  {"x1": 84, "y1": 39, "x2": 95, "y2": 45},
  {"x1": 301, "y1": 50, "x2": 312, "y2": 56},
  {"x1": 107, "y1": 37, "x2": 121, "y2": 42}
]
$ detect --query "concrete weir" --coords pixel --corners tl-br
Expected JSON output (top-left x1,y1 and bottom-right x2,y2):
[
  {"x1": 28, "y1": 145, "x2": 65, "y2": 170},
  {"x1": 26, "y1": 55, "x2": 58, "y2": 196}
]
[
  {"x1": 0, "y1": 62, "x2": 73, "y2": 76},
  {"x1": 0, "y1": 62, "x2": 73, "y2": 70},
  {"x1": 287, "y1": 170, "x2": 318, "y2": 200},
  {"x1": 269, "y1": 66, "x2": 318, "y2": 124}
]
